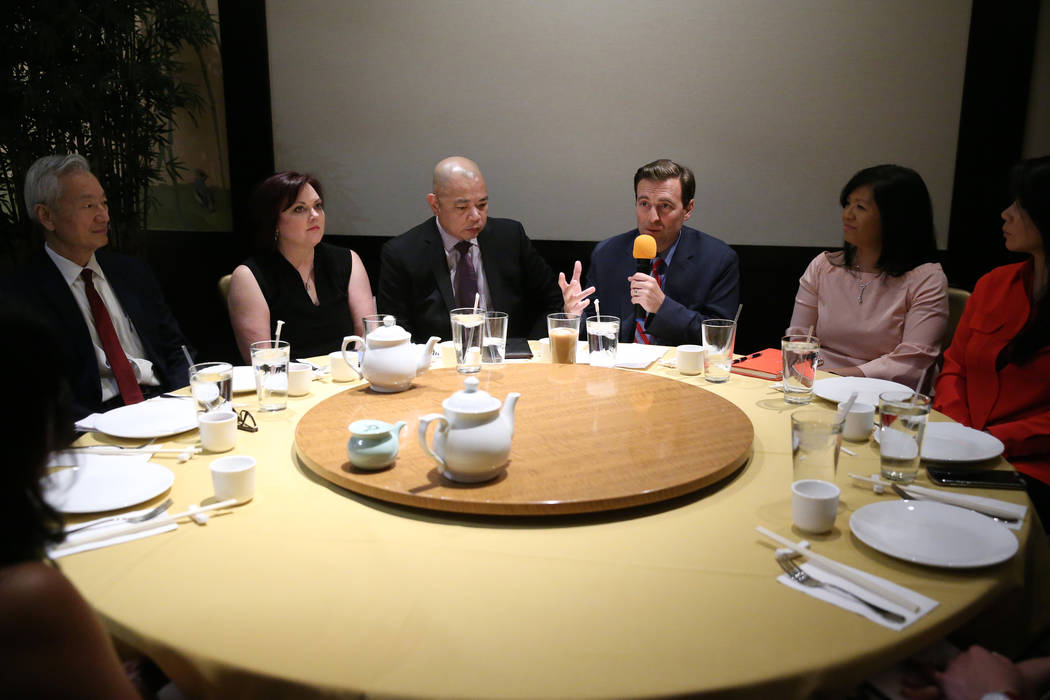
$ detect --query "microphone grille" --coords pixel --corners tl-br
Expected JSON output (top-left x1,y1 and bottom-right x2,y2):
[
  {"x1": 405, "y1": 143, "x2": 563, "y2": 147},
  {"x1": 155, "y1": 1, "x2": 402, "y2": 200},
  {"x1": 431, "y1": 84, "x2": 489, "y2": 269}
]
[{"x1": 632, "y1": 234, "x2": 657, "y2": 259}]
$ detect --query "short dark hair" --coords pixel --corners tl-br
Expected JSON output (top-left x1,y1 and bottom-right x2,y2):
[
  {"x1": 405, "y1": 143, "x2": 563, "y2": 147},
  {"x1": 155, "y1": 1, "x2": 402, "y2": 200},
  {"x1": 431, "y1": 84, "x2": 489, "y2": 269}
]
[
  {"x1": 251, "y1": 171, "x2": 324, "y2": 251},
  {"x1": 837, "y1": 164, "x2": 938, "y2": 277},
  {"x1": 0, "y1": 306, "x2": 71, "y2": 565},
  {"x1": 634, "y1": 159, "x2": 695, "y2": 207},
  {"x1": 1008, "y1": 155, "x2": 1050, "y2": 364}
]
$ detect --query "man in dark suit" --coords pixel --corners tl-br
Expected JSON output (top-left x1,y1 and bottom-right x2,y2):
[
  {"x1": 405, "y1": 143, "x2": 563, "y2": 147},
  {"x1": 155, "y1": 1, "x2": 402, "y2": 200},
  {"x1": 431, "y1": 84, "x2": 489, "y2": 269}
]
[
  {"x1": 2, "y1": 154, "x2": 191, "y2": 420},
  {"x1": 378, "y1": 156, "x2": 562, "y2": 342},
  {"x1": 560, "y1": 159, "x2": 740, "y2": 346}
]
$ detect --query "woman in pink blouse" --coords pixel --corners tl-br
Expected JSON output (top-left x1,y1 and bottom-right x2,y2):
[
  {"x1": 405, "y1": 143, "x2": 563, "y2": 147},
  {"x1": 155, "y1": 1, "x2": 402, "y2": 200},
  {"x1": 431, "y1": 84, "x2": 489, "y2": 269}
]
[{"x1": 787, "y1": 165, "x2": 948, "y2": 387}]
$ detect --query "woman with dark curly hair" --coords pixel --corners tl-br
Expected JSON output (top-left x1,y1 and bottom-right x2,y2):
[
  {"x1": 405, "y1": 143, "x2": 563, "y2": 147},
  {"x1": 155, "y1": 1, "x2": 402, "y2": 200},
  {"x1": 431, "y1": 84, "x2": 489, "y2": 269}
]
[
  {"x1": 0, "y1": 306, "x2": 139, "y2": 696},
  {"x1": 786, "y1": 164, "x2": 948, "y2": 387}
]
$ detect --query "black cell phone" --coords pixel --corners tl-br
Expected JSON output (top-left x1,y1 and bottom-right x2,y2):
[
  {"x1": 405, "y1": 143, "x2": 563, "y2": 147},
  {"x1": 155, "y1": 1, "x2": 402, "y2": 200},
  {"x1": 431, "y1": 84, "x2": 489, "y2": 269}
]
[
  {"x1": 926, "y1": 467, "x2": 1027, "y2": 490},
  {"x1": 504, "y1": 337, "x2": 533, "y2": 360}
]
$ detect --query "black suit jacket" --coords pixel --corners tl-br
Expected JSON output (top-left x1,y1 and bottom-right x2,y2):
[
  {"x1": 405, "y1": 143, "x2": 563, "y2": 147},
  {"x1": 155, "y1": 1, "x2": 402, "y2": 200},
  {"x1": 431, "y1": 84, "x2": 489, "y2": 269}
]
[
  {"x1": 586, "y1": 226, "x2": 740, "y2": 345},
  {"x1": 0, "y1": 248, "x2": 191, "y2": 419},
  {"x1": 378, "y1": 217, "x2": 562, "y2": 342}
]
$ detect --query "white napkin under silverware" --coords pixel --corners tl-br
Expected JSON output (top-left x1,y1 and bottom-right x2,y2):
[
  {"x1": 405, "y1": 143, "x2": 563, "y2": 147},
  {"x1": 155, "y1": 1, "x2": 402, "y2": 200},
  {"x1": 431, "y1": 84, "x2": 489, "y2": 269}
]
[{"x1": 48, "y1": 504, "x2": 176, "y2": 559}]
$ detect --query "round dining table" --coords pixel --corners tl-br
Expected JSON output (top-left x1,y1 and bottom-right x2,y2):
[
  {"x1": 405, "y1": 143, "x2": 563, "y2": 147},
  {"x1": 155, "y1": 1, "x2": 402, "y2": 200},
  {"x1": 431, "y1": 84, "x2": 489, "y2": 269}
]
[{"x1": 60, "y1": 347, "x2": 1050, "y2": 699}]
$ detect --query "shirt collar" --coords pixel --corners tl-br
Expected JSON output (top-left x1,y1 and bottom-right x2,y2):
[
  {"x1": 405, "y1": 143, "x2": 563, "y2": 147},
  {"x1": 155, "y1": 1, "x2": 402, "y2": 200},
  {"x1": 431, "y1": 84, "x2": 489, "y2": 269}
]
[
  {"x1": 658, "y1": 233, "x2": 681, "y2": 267},
  {"x1": 45, "y1": 244, "x2": 102, "y2": 287},
  {"x1": 436, "y1": 217, "x2": 478, "y2": 254}
]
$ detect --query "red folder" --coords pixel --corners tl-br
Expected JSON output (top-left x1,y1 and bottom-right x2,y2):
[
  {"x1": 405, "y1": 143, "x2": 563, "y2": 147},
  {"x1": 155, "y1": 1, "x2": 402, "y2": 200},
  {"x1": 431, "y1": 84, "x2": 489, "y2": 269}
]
[{"x1": 731, "y1": 349, "x2": 783, "y2": 380}]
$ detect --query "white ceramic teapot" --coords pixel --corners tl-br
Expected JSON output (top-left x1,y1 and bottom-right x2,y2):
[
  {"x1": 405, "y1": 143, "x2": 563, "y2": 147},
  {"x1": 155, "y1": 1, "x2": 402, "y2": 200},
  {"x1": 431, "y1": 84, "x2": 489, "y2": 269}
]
[
  {"x1": 341, "y1": 316, "x2": 439, "y2": 393},
  {"x1": 417, "y1": 376, "x2": 520, "y2": 483}
]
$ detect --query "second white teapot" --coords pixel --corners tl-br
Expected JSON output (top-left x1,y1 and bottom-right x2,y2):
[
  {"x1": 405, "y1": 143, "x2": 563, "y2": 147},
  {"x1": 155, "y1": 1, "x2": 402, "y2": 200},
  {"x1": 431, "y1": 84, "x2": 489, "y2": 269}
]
[{"x1": 341, "y1": 316, "x2": 439, "y2": 393}]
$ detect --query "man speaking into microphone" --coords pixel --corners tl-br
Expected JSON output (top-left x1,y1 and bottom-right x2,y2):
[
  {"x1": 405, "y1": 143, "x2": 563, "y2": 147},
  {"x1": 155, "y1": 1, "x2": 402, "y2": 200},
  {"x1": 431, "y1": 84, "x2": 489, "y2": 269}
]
[{"x1": 559, "y1": 159, "x2": 739, "y2": 345}]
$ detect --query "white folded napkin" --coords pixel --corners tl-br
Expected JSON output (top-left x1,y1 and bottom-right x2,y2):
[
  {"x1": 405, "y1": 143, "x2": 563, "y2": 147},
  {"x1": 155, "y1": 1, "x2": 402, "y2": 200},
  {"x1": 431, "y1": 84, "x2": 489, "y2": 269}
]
[
  {"x1": 612, "y1": 343, "x2": 669, "y2": 369},
  {"x1": 777, "y1": 559, "x2": 938, "y2": 630},
  {"x1": 49, "y1": 505, "x2": 176, "y2": 559},
  {"x1": 902, "y1": 484, "x2": 1027, "y2": 530}
]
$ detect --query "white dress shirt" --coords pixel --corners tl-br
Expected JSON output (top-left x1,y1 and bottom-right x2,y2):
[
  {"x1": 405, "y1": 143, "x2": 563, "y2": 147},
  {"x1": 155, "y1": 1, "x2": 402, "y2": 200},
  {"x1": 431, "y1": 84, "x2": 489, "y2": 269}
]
[
  {"x1": 436, "y1": 220, "x2": 493, "y2": 310},
  {"x1": 45, "y1": 244, "x2": 160, "y2": 402}
]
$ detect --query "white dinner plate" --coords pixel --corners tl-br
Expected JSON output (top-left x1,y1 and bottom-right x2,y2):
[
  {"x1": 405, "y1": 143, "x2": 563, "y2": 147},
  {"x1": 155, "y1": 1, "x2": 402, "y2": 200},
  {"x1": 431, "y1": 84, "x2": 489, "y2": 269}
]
[
  {"x1": 93, "y1": 399, "x2": 197, "y2": 439},
  {"x1": 919, "y1": 422, "x2": 1004, "y2": 462},
  {"x1": 42, "y1": 455, "x2": 175, "y2": 513},
  {"x1": 232, "y1": 366, "x2": 255, "y2": 393},
  {"x1": 872, "y1": 422, "x2": 1005, "y2": 463},
  {"x1": 850, "y1": 500, "x2": 1018, "y2": 568},
  {"x1": 813, "y1": 377, "x2": 912, "y2": 407}
]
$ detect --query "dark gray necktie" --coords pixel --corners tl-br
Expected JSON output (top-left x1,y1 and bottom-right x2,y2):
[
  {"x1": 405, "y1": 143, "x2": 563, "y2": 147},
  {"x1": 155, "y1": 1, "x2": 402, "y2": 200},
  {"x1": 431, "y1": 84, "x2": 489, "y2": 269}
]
[{"x1": 454, "y1": 240, "x2": 479, "y2": 308}]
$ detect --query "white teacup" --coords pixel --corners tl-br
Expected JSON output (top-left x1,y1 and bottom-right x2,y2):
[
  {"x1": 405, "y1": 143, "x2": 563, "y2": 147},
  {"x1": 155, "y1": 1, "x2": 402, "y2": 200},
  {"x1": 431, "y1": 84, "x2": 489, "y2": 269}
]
[
  {"x1": 791, "y1": 479, "x2": 840, "y2": 534},
  {"x1": 439, "y1": 340, "x2": 457, "y2": 367},
  {"x1": 210, "y1": 455, "x2": 256, "y2": 503},
  {"x1": 287, "y1": 362, "x2": 313, "y2": 396},
  {"x1": 198, "y1": 410, "x2": 237, "y2": 453},
  {"x1": 843, "y1": 402, "x2": 876, "y2": 442},
  {"x1": 677, "y1": 344, "x2": 704, "y2": 376},
  {"x1": 328, "y1": 351, "x2": 359, "y2": 382},
  {"x1": 536, "y1": 337, "x2": 551, "y2": 362}
]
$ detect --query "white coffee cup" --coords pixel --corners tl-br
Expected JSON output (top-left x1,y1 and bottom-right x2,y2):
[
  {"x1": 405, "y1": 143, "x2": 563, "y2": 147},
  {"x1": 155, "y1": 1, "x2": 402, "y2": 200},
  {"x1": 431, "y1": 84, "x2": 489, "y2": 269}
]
[
  {"x1": 677, "y1": 344, "x2": 705, "y2": 375},
  {"x1": 842, "y1": 402, "x2": 876, "y2": 442},
  {"x1": 198, "y1": 410, "x2": 237, "y2": 453},
  {"x1": 287, "y1": 362, "x2": 313, "y2": 396},
  {"x1": 791, "y1": 479, "x2": 840, "y2": 533},
  {"x1": 328, "y1": 351, "x2": 359, "y2": 382},
  {"x1": 210, "y1": 455, "x2": 256, "y2": 503},
  {"x1": 536, "y1": 337, "x2": 550, "y2": 362}
]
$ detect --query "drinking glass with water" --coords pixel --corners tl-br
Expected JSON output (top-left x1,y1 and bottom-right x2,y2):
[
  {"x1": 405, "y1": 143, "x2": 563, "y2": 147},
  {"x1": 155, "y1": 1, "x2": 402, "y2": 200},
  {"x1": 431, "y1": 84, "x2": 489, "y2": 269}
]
[{"x1": 586, "y1": 315, "x2": 619, "y2": 367}]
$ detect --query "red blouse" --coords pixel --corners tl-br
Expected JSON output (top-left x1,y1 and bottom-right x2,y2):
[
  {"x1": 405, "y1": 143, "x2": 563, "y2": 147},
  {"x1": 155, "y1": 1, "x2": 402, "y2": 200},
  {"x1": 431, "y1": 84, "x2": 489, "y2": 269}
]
[{"x1": 934, "y1": 260, "x2": 1050, "y2": 484}]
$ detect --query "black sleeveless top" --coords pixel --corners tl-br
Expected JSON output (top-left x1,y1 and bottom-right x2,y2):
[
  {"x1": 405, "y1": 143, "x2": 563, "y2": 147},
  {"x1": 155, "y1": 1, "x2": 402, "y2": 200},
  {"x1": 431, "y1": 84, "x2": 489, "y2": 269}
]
[{"x1": 244, "y1": 243, "x2": 356, "y2": 358}]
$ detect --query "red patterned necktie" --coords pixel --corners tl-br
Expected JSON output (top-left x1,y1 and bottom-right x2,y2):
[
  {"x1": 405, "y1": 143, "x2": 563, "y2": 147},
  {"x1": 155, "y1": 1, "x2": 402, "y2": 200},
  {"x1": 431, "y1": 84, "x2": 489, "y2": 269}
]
[
  {"x1": 81, "y1": 269, "x2": 144, "y2": 405},
  {"x1": 634, "y1": 258, "x2": 665, "y2": 344}
]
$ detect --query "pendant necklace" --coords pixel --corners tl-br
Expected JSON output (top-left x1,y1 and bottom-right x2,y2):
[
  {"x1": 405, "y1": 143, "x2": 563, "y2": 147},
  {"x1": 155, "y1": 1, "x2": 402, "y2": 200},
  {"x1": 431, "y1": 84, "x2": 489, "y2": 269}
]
[{"x1": 857, "y1": 278, "x2": 873, "y2": 304}]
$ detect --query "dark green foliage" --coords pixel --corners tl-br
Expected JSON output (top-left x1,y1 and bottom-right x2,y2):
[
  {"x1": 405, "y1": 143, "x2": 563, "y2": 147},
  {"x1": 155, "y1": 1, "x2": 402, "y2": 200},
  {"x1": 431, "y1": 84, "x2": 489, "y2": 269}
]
[{"x1": 0, "y1": 0, "x2": 217, "y2": 270}]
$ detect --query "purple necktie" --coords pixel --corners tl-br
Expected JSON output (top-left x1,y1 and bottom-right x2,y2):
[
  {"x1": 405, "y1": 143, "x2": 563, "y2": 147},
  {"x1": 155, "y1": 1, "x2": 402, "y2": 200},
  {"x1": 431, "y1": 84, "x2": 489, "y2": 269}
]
[{"x1": 454, "y1": 240, "x2": 479, "y2": 308}]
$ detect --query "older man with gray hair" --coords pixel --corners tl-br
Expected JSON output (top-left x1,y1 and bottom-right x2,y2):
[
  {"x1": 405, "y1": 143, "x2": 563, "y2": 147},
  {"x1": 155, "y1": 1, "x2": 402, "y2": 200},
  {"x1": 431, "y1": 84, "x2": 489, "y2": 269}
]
[
  {"x1": 378, "y1": 156, "x2": 563, "y2": 342},
  {"x1": 1, "y1": 154, "x2": 191, "y2": 419}
]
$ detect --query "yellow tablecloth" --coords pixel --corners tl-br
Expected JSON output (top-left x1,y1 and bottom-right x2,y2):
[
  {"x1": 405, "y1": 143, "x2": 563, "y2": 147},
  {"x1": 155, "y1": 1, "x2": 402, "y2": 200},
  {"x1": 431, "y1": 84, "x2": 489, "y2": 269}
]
[{"x1": 60, "y1": 350, "x2": 1050, "y2": 699}]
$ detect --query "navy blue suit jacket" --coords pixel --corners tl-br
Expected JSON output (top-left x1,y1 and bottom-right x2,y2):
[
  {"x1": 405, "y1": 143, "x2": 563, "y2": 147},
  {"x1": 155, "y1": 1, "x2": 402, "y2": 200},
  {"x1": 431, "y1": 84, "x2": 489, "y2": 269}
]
[
  {"x1": 378, "y1": 217, "x2": 562, "y2": 342},
  {"x1": 1, "y1": 248, "x2": 191, "y2": 419},
  {"x1": 586, "y1": 226, "x2": 740, "y2": 345}
]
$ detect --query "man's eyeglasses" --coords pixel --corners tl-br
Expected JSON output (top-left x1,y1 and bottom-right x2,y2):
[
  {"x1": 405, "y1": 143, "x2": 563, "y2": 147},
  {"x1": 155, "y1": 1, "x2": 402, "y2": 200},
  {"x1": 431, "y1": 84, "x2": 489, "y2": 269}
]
[{"x1": 237, "y1": 409, "x2": 257, "y2": 433}]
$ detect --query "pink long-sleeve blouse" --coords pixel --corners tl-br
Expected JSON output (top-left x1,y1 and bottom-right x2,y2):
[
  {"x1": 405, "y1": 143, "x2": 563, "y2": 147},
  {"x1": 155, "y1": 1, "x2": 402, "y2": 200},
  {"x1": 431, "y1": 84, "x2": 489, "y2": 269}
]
[{"x1": 786, "y1": 252, "x2": 948, "y2": 387}]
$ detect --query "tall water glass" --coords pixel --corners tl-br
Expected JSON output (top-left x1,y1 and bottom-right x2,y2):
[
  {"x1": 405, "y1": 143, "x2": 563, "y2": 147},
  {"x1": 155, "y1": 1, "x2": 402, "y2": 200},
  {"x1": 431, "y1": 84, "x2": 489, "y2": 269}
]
[
  {"x1": 189, "y1": 362, "x2": 233, "y2": 413},
  {"x1": 781, "y1": 334, "x2": 820, "y2": 404},
  {"x1": 482, "y1": 311, "x2": 508, "y2": 366},
  {"x1": 878, "y1": 391, "x2": 931, "y2": 483},
  {"x1": 586, "y1": 315, "x2": 619, "y2": 367},
  {"x1": 250, "y1": 340, "x2": 290, "y2": 412},
  {"x1": 547, "y1": 313, "x2": 580, "y2": 364},
  {"x1": 450, "y1": 307, "x2": 485, "y2": 373},
  {"x1": 791, "y1": 410, "x2": 843, "y2": 482},
  {"x1": 701, "y1": 319, "x2": 736, "y2": 383}
]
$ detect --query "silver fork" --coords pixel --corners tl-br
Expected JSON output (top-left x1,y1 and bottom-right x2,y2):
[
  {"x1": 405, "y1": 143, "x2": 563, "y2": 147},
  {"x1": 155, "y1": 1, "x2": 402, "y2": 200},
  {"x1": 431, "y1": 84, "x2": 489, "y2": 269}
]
[
  {"x1": 64, "y1": 497, "x2": 174, "y2": 536},
  {"x1": 775, "y1": 553, "x2": 906, "y2": 623}
]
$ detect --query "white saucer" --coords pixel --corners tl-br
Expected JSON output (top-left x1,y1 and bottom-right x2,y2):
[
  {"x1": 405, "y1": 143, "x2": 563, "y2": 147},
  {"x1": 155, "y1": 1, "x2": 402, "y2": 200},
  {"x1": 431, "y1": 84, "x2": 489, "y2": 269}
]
[
  {"x1": 43, "y1": 454, "x2": 175, "y2": 513},
  {"x1": 813, "y1": 377, "x2": 912, "y2": 407},
  {"x1": 850, "y1": 500, "x2": 1018, "y2": 568},
  {"x1": 94, "y1": 400, "x2": 197, "y2": 439}
]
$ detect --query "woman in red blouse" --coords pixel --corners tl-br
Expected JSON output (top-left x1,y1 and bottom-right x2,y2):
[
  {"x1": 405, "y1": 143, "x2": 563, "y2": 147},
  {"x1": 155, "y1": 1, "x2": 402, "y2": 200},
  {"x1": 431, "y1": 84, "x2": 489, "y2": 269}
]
[{"x1": 934, "y1": 156, "x2": 1050, "y2": 529}]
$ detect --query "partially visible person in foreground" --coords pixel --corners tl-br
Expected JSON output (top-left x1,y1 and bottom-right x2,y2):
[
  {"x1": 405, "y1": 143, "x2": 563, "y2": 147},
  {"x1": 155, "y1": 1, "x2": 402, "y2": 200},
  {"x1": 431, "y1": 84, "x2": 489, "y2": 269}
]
[
  {"x1": 786, "y1": 164, "x2": 947, "y2": 387},
  {"x1": 934, "y1": 155, "x2": 1050, "y2": 529},
  {"x1": 902, "y1": 644, "x2": 1050, "y2": 700},
  {"x1": 0, "y1": 307, "x2": 140, "y2": 697}
]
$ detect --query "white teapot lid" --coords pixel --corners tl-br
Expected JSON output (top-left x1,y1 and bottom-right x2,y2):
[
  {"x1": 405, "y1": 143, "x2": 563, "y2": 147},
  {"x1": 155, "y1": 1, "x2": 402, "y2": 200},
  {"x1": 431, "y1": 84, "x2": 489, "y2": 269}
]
[
  {"x1": 366, "y1": 315, "x2": 410, "y2": 345},
  {"x1": 443, "y1": 376, "x2": 501, "y2": 413}
]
